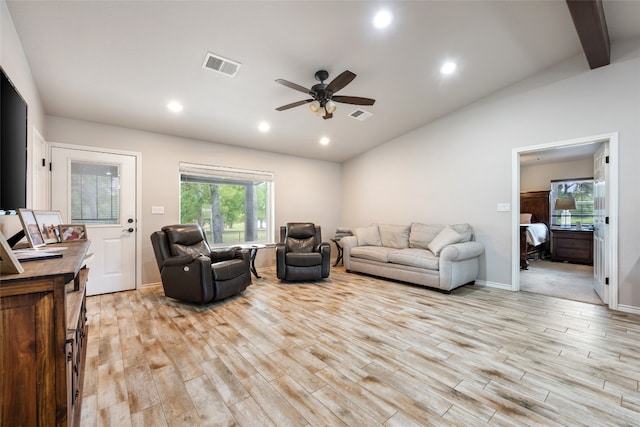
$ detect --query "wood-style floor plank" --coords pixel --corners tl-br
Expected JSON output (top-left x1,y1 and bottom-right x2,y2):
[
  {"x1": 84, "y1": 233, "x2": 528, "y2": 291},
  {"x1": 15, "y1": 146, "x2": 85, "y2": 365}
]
[{"x1": 82, "y1": 266, "x2": 640, "y2": 425}]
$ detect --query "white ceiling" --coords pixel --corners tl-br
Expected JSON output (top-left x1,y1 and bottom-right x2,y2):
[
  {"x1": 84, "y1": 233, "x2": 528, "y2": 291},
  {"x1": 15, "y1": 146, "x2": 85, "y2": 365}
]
[{"x1": 6, "y1": 1, "x2": 640, "y2": 163}]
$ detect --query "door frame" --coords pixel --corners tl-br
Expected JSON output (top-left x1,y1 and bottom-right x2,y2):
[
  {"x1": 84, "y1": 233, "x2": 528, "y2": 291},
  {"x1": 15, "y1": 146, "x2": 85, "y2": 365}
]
[
  {"x1": 48, "y1": 142, "x2": 143, "y2": 290},
  {"x1": 511, "y1": 132, "x2": 619, "y2": 310}
]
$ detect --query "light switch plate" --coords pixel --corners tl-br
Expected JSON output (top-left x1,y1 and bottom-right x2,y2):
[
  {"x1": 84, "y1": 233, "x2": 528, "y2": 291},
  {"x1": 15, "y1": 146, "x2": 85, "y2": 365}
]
[
  {"x1": 497, "y1": 203, "x2": 511, "y2": 212},
  {"x1": 151, "y1": 206, "x2": 165, "y2": 215}
]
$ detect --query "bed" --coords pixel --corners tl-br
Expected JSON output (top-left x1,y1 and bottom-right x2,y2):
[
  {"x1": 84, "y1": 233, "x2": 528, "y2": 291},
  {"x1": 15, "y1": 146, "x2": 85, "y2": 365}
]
[{"x1": 520, "y1": 190, "x2": 551, "y2": 269}]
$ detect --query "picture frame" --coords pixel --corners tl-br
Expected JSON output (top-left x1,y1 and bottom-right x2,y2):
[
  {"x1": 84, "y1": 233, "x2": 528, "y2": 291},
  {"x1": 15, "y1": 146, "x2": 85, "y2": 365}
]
[
  {"x1": 34, "y1": 210, "x2": 64, "y2": 244},
  {"x1": 0, "y1": 231, "x2": 24, "y2": 274},
  {"x1": 18, "y1": 208, "x2": 46, "y2": 248},
  {"x1": 58, "y1": 224, "x2": 87, "y2": 242}
]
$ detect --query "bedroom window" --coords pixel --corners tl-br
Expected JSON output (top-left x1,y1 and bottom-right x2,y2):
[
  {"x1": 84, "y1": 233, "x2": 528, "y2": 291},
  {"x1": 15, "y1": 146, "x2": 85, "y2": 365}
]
[
  {"x1": 550, "y1": 178, "x2": 594, "y2": 228},
  {"x1": 179, "y1": 163, "x2": 274, "y2": 245}
]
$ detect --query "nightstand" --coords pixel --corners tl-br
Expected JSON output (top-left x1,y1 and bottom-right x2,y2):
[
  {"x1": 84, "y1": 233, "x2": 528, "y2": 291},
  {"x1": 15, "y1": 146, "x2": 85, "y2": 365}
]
[{"x1": 551, "y1": 228, "x2": 593, "y2": 265}]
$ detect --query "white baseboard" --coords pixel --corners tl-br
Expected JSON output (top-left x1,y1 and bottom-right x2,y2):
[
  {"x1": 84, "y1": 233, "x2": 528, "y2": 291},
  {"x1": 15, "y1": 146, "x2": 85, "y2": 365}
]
[
  {"x1": 616, "y1": 304, "x2": 640, "y2": 315},
  {"x1": 475, "y1": 280, "x2": 512, "y2": 291},
  {"x1": 140, "y1": 281, "x2": 162, "y2": 288}
]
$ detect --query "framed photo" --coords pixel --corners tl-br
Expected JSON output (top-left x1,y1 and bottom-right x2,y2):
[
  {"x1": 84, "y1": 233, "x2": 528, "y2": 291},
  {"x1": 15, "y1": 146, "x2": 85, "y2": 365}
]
[
  {"x1": 18, "y1": 208, "x2": 46, "y2": 248},
  {"x1": 34, "y1": 210, "x2": 64, "y2": 244},
  {"x1": 0, "y1": 232, "x2": 24, "y2": 274},
  {"x1": 59, "y1": 224, "x2": 87, "y2": 242}
]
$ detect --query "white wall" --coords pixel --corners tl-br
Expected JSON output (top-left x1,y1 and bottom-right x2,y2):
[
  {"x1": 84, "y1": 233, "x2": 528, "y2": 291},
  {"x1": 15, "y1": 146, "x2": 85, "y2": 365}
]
[
  {"x1": 45, "y1": 117, "x2": 342, "y2": 285},
  {"x1": 341, "y1": 38, "x2": 640, "y2": 309},
  {"x1": 521, "y1": 157, "x2": 594, "y2": 192},
  {"x1": 0, "y1": 0, "x2": 46, "y2": 236}
]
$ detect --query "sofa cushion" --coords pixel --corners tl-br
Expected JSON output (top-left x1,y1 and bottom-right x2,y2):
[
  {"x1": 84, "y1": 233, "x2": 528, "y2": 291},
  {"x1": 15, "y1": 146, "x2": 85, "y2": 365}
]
[
  {"x1": 409, "y1": 223, "x2": 444, "y2": 249},
  {"x1": 388, "y1": 248, "x2": 439, "y2": 270},
  {"x1": 377, "y1": 224, "x2": 410, "y2": 249},
  {"x1": 349, "y1": 246, "x2": 394, "y2": 263},
  {"x1": 428, "y1": 226, "x2": 464, "y2": 256},
  {"x1": 451, "y1": 223, "x2": 473, "y2": 242},
  {"x1": 354, "y1": 225, "x2": 382, "y2": 246}
]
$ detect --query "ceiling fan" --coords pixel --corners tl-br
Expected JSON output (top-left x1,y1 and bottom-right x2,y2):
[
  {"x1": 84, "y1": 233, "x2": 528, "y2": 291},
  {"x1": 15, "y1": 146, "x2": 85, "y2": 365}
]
[{"x1": 275, "y1": 70, "x2": 375, "y2": 119}]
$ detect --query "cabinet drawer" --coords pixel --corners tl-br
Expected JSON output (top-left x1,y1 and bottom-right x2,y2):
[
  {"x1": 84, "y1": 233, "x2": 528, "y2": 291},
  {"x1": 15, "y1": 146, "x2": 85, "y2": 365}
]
[{"x1": 551, "y1": 230, "x2": 593, "y2": 265}]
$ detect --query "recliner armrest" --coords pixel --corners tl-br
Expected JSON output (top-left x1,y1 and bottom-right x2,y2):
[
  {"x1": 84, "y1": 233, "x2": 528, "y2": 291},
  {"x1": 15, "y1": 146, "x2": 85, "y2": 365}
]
[
  {"x1": 233, "y1": 247, "x2": 251, "y2": 268},
  {"x1": 162, "y1": 254, "x2": 203, "y2": 267},
  {"x1": 275, "y1": 243, "x2": 286, "y2": 279}
]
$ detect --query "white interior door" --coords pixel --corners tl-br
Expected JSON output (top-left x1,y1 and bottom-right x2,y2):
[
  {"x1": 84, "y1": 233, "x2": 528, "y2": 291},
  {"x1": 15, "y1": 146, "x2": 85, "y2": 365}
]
[
  {"x1": 51, "y1": 146, "x2": 137, "y2": 296},
  {"x1": 593, "y1": 143, "x2": 608, "y2": 303}
]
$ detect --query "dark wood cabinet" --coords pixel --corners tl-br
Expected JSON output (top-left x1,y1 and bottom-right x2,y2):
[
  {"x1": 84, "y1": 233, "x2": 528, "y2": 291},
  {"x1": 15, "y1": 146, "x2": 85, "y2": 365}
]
[
  {"x1": 1, "y1": 241, "x2": 90, "y2": 426},
  {"x1": 551, "y1": 229, "x2": 593, "y2": 265}
]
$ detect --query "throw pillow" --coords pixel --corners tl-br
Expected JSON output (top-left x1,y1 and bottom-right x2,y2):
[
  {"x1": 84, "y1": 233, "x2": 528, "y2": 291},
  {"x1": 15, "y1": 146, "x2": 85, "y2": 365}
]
[
  {"x1": 428, "y1": 226, "x2": 464, "y2": 256},
  {"x1": 451, "y1": 223, "x2": 474, "y2": 242},
  {"x1": 377, "y1": 224, "x2": 410, "y2": 249},
  {"x1": 354, "y1": 225, "x2": 382, "y2": 246},
  {"x1": 409, "y1": 223, "x2": 444, "y2": 249}
]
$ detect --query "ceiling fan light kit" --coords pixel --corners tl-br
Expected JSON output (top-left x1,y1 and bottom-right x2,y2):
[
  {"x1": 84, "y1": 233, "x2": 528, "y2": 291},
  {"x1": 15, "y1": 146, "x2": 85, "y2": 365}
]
[{"x1": 275, "y1": 69, "x2": 375, "y2": 120}]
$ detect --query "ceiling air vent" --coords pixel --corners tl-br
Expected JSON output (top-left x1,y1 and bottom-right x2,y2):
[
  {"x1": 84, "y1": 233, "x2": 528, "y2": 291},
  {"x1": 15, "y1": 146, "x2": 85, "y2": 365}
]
[
  {"x1": 349, "y1": 109, "x2": 373, "y2": 121},
  {"x1": 202, "y1": 52, "x2": 241, "y2": 77}
]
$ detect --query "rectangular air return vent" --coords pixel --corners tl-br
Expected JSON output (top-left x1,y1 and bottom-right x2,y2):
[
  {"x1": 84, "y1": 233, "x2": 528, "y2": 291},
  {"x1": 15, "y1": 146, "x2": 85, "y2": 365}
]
[
  {"x1": 349, "y1": 109, "x2": 373, "y2": 121},
  {"x1": 202, "y1": 52, "x2": 241, "y2": 77}
]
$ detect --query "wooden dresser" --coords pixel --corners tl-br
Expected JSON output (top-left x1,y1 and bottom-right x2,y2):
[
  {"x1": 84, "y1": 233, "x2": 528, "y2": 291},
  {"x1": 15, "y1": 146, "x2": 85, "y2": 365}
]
[
  {"x1": 1, "y1": 241, "x2": 91, "y2": 426},
  {"x1": 551, "y1": 229, "x2": 593, "y2": 265}
]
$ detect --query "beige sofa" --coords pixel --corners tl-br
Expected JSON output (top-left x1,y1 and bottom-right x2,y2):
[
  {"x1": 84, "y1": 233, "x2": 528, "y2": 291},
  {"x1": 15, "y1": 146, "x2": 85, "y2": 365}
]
[{"x1": 342, "y1": 223, "x2": 484, "y2": 292}]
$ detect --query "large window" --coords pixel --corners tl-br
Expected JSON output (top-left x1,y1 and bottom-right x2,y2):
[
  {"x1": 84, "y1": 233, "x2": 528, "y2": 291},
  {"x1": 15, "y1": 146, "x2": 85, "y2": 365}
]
[
  {"x1": 551, "y1": 178, "x2": 594, "y2": 228},
  {"x1": 179, "y1": 163, "x2": 274, "y2": 245}
]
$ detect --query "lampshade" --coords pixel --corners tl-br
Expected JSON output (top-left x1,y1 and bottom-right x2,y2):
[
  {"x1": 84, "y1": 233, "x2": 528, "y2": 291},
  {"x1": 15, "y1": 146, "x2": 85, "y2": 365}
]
[
  {"x1": 325, "y1": 100, "x2": 337, "y2": 114},
  {"x1": 554, "y1": 197, "x2": 576, "y2": 210}
]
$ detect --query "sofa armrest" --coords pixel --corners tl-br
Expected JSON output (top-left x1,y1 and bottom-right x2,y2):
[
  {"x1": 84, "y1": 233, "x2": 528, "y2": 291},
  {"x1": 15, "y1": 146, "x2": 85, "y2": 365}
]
[
  {"x1": 439, "y1": 241, "x2": 484, "y2": 290},
  {"x1": 439, "y1": 241, "x2": 484, "y2": 262},
  {"x1": 341, "y1": 235, "x2": 358, "y2": 270}
]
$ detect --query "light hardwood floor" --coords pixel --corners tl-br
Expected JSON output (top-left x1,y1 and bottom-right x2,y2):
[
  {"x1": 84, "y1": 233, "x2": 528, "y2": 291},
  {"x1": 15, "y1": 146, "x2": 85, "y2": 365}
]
[{"x1": 81, "y1": 266, "x2": 640, "y2": 426}]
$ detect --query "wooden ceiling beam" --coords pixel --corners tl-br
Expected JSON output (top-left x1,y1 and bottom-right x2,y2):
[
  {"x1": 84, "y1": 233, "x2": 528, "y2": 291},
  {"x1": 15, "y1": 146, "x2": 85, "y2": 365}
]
[{"x1": 566, "y1": 0, "x2": 611, "y2": 69}]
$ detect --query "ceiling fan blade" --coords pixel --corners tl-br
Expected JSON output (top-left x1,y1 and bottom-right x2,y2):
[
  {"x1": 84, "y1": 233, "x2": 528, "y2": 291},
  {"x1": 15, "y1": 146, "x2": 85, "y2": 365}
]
[
  {"x1": 322, "y1": 112, "x2": 333, "y2": 120},
  {"x1": 332, "y1": 95, "x2": 376, "y2": 106},
  {"x1": 326, "y1": 70, "x2": 356, "y2": 94},
  {"x1": 275, "y1": 99, "x2": 313, "y2": 111},
  {"x1": 275, "y1": 79, "x2": 311, "y2": 94}
]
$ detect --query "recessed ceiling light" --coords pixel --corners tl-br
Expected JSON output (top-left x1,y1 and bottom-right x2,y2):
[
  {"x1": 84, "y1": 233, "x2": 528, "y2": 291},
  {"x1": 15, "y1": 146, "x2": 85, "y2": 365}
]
[
  {"x1": 320, "y1": 137, "x2": 330, "y2": 146},
  {"x1": 258, "y1": 122, "x2": 270, "y2": 133},
  {"x1": 373, "y1": 10, "x2": 392, "y2": 29},
  {"x1": 167, "y1": 101, "x2": 183, "y2": 112},
  {"x1": 440, "y1": 61, "x2": 457, "y2": 75}
]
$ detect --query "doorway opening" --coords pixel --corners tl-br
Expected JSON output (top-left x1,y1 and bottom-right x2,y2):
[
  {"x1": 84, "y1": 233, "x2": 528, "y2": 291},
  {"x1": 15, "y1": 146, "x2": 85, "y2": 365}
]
[{"x1": 511, "y1": 133, "x2": 619, "y2": 310}]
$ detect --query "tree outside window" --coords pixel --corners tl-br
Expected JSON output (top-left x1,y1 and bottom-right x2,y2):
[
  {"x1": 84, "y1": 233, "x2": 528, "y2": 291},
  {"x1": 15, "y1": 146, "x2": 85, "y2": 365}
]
[
  {"x1": 551, "y1": 178, "x2": 594, "y2": 228},
  {"x1": 179, "y1": 164, "x2": 273, "y2": 245}
]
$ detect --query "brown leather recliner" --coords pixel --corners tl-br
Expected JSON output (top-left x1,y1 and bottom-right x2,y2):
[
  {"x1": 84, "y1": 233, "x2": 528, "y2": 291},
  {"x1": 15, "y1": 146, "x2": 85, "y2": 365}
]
[
  {"x1": 276, "y1": 222, "x2": 331, "y2": 281},
  {"x1": 150, "y1": 224, "x2": 251, "y2": 303}
]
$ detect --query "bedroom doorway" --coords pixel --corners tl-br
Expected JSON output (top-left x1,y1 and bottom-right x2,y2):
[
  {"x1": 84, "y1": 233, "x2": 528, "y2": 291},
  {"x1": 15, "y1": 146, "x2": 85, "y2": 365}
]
[{"x1": 511, "y1": 133, "x2": 619, "y2": 310}]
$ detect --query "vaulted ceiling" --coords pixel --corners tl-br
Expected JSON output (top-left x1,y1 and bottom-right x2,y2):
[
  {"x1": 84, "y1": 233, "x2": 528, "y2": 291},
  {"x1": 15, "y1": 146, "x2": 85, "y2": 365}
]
[{"x1": 6, "y1": 1, "x2": 640, "y2": 162}]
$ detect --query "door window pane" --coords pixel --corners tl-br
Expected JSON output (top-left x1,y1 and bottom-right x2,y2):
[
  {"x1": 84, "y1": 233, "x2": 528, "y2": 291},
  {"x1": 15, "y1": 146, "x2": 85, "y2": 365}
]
[{"x1": 70, "y1": 161, "x2": 120, "y2": 224}]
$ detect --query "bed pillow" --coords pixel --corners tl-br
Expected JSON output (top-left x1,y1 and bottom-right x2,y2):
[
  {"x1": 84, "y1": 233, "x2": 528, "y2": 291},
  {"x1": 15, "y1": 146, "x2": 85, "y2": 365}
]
[
  {"x1": 354, "y1": 225, "x2": 382, "y2": 246},
  {"x1": 520, "y1": 213, "x2": 533, "y2": 224},
  {"x1": 428, "y1": 226, "x2": 464, "y2": 256}
]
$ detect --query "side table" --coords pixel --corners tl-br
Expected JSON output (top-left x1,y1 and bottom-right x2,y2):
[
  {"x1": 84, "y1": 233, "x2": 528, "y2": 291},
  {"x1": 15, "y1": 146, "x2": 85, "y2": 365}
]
[
  {"x1": 238, "y1": 244, "x2": 271, "y2": 278},
  {"x1": 331, "y1": 238, "x2": 344, "y2": 267}
]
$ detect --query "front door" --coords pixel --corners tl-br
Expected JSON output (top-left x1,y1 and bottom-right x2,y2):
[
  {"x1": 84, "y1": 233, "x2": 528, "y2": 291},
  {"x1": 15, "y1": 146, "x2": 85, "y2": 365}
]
[
  {"x1": 593, "y1": 143, "x2": 608, "y2": 303},
  {"x1": 51, "y1": 145, "x2": 137, "y2": 296}
]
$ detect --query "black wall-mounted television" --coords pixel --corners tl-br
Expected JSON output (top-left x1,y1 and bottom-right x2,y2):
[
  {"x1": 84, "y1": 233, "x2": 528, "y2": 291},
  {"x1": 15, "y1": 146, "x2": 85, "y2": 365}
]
[{"x1": 1, "y1": 66, "x2": 28, "y2": 213}]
